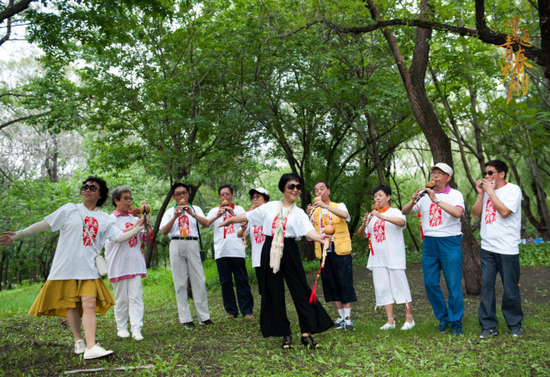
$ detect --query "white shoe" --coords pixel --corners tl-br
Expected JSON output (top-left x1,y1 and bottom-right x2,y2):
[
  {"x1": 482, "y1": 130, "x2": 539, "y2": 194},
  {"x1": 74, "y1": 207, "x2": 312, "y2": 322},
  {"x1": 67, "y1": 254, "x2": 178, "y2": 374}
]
[
  {"x1": 74, "y1": 339, "x2": 86, "y2": 355},
  {"x1": 380, "y1": 322, "x2": 396, "y2": 330},
  {"x1": 132, "y1": 330, "x2": 144, "y2": 341},
  {"x1": 401, "y1": 320, "x2": 415, "y2": 331},
  {"x1": 83, "y1": 344, "x2": 114, "y2": 360},
  {"x1": 117, "y1": 329, "x2": 130, "y2": 338}
]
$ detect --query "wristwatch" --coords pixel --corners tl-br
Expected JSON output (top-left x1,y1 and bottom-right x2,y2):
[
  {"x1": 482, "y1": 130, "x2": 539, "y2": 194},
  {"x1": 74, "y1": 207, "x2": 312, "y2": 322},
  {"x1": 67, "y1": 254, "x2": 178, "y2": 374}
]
[{"x1": 435, "y1": 199, "x2": 441, "y2": 205}]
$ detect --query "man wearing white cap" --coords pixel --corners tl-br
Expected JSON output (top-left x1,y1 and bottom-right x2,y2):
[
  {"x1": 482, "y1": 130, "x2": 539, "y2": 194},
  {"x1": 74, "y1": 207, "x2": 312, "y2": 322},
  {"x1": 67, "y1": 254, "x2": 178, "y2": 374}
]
[{"x1": 402, "y1": 162, "x2": 465, "y2": 335}]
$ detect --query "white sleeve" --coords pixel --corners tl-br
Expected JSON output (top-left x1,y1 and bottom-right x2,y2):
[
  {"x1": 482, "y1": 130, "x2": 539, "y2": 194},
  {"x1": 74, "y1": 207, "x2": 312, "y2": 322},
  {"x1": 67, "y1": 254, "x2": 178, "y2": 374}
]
[
  {"x1": 297, "y1": 209, "x2": 315, "y2": 237},
  {"x1": 11, "y1": 220, "x2": 51, "y2": 241},
  {"x1": 44, "y1": 203, "x2": 74, "y2": 232},
  {"x1": 502, "y1": 185, "x2": 522, "y2": 214},
  {"x1": 337, "y1": 202, "x2": 351, "y2": 222}
]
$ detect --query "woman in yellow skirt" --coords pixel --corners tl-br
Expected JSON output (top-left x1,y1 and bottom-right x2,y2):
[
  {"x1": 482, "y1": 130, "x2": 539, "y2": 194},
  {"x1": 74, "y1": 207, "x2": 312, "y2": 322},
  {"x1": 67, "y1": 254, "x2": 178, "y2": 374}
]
[{"x1": 0, "y1": 176, "x2": 144, "y2": 360}]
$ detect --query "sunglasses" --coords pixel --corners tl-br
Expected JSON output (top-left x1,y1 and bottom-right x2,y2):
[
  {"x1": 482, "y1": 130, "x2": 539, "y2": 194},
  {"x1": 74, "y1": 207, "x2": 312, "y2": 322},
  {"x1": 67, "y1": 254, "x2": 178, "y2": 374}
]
[
  {"x1": 483, "y1": 171, "x2": 497, "y2": 176},
  {"x1": 81, "y1": 184, "x2": 99, "y2": 192},
  {"x1": 286, "y1": 183, "x2": 303, "y2": 191},
  {"x1": 173, "y1": 191, "x2": 188, "y2": 196}
]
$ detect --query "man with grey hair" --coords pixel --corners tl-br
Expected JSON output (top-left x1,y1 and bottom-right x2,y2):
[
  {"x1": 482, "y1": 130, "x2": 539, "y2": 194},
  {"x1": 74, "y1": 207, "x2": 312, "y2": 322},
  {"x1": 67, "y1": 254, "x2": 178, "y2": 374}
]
[{"x1": 402, "y1": 163, "x2": 465, "y2": 335}]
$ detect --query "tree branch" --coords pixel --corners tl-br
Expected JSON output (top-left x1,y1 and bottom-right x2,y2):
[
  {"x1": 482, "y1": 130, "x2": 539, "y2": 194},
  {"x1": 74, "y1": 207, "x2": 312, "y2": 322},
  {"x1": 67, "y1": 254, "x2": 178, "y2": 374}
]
[{"x1": 0, "y1": 0, "x2": 35, "y2": 24}]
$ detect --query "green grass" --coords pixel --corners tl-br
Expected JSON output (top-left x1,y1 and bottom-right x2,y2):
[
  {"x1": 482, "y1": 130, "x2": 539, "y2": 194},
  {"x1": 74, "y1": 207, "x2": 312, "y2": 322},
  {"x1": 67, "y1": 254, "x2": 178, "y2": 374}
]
[{"x1": 0, "y1": 259, "x2": 549, "y2": 376}]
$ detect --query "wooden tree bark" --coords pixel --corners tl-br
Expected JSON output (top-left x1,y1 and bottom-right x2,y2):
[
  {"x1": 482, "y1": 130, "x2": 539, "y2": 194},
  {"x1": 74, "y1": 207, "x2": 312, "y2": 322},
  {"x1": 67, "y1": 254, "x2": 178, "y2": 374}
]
[{"x1": 365, "y1": 0, "x2": 481, "y2": 294}]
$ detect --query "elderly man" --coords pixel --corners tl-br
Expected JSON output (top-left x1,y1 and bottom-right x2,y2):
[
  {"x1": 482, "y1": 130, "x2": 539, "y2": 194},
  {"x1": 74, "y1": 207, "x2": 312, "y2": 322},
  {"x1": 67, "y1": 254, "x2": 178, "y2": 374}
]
[
  {"x1": 472, "y1": 160, "x2": 523, "y2": 338},
  {"x1": 160, "y1": 183, "x2": 213, "y2": 330},
  {"x1": 402, "y1": 163, "x2": 465, "y2": 335},
  {"x1": 206, "y1": 185, "x2": 254, "y2": 319},
  {"x1": 307, "y1": 181, "x2": 356, "y2": 330}
]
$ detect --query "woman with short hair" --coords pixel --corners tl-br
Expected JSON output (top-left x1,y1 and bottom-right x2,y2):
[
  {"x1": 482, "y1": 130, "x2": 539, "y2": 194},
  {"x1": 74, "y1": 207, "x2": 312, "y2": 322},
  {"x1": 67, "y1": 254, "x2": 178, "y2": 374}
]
[{"x1": 221, "y1": 173, "x2": 333, "y2": 349}]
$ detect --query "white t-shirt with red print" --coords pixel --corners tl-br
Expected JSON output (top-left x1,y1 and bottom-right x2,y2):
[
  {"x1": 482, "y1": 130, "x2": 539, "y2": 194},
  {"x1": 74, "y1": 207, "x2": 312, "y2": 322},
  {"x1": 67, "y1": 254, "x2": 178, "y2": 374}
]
[
  {"x1": 45, "y1": 203, "x2": 123, "y2": 280},
  {"x1": 206, "y1": 205, "x2": 246, "y2": 260},
  {"x1": 161, "y1": 205, "x2": 205, "y2": 239},
  {"x1": 365, "y1": 208, "x2": 408, "y2": 270},
  {"x1": 105, "y1": 212, "x2": 147, "y2": 282},
  {"x1": 246, "y1": 201, "x2": 314, "y2": 239},
  {"x1": 480, "y1": 182, "x2": 522, "y2": 255},
  {"x1": 413, "y1": 186, "x2": 464, "y2": 237},
  {"x1": 245, "y1": 225, "x2": 265, "y2": 268}
]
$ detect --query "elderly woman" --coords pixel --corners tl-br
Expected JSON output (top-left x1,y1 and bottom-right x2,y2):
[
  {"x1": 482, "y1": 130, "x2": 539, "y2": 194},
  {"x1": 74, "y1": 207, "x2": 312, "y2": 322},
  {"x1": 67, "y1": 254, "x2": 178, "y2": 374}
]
[
  {"x1": 237, "y1": 187, "x2": 270, "y2": 295},
  {"x1": 221, "y1": 173, "x2": 333, "y2": 349},
  {"x1": 0, "y1": 177, "x2": 144, "y2": 360},
  {"x1": 105, "y1": 186, "x2": 151, "y2": 341},
  {"x1": 357, "y1": 185, "x2": 414, "y2": 331}
]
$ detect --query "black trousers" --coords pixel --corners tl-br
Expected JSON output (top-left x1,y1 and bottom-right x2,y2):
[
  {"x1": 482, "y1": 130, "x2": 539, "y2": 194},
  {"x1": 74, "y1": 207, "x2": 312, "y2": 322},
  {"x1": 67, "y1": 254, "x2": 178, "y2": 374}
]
[
  {"x1": 216, "y1": 257, "x2": 254, "y2": 316},
  {"x1": 259, "y1": 236, "x2": 333, "y2": 338}
]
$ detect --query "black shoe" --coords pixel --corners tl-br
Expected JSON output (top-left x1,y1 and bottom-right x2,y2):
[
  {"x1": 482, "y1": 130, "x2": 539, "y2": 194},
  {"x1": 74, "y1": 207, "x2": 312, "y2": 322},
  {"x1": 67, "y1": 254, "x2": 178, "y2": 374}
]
[
  {"x1": 511, "y1": 328, "x2": 523, "y2": 337},
  {"x1": 450, "y1": 325, "x2": 463, "y2": 336},
  {"x1": 201, "y1": 319, "x2": 214, "y2": 326},
  {"x1": 301, "y1": 335, "x2": 319, "y2": 349},
  {"x1": 480, "y1": 328, "x2": 498, "y2": 339},
  {"x1": 282, "y1": 335, "x2": 292, "y2": 349},
  {"x1": 438, "y1": 324, "x2": 448, "y2": 333},
  {"x1": 183, "y1": 322, "x2": 196, "y2": 330}
]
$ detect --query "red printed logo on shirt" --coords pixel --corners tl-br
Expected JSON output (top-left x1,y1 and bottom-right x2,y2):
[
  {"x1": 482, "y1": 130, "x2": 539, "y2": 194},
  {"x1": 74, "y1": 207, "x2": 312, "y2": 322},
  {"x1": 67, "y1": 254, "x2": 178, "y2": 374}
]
[
  {"x1": 83, "y1": 216, "x2": 98, "y2": 246},
  {"x1": 178, "y1": 215, "x2": 190, "y2": 235},
  {"x1": 373, "y1": 219, "x2": 386, "y2": 243},
  {"x1": 429, "y1": 203, "x2": 442, "y2": 227},
  {"x1": 271, "y1": 216, "x2": 288, "y2": 236},
  {"x1": 485, "y1": 199, "x2": 497, "y2": 224},
  {"x1": 125, "y1": 222, "x2": 138, "y2": 248},
  {"x1": 254, "y1": 226, "x2": 265, "y2": 244}
]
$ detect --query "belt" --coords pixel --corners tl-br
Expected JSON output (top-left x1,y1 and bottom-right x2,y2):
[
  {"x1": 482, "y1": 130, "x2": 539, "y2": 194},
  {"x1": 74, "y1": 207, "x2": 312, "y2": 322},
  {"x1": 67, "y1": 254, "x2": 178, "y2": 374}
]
[{"x1": 171, "y1": 236, "x2": 199, "y2": 240}]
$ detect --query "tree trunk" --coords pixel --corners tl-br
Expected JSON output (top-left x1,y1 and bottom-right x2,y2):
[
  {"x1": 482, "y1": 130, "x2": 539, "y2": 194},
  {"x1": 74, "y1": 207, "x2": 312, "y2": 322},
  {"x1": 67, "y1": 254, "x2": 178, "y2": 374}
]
[
  {"x1": 366, "y1": 0, "x2": 482, "y2": 294},
  {"x1": 0, "y1": 250, "x2": 5, "y2": 291}
]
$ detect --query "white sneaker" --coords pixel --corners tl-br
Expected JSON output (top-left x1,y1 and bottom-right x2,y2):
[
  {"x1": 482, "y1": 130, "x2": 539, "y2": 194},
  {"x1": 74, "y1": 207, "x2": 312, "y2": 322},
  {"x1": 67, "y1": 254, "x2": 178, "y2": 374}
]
[
  {"x1": 380, "y1": 322, "x2": 396, "y2": 330},
  {"x1": 83, "y1": 344, "x2": 114, "y2": 360},
  {"x1": 132, "y1": 330, "x2": 144, "y2": 341},
  {"x1": 117, "y1": 329, "x2": 130, "y2": 338},
  {"x1": 401, "y1": 320, "x2": 415, "y2": 331},
  {"x1": 74, "y1": 339, "x2": 86, "y2": 355}
]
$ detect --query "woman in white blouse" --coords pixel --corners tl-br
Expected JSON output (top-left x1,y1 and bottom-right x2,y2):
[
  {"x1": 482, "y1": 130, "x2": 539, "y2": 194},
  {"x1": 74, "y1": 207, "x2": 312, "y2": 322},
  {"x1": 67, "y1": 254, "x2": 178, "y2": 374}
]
[
  {"x1": 357, "y1": 185, "x2": 414, "y2": 331},
  {"x1": 105, "y1": 186, "x2": 151, "y2": 341},
  {"x1": 0, "y1": 177, "x2": 144, "y2": 360},
  {"x1": 220, "y1": 173, "x2": 333, "y2": 349}
]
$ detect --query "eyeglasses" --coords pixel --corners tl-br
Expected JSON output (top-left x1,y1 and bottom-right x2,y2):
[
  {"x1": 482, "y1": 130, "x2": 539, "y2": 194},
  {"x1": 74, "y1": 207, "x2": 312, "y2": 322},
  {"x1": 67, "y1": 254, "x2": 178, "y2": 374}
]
[
  {"x1": 286, "y1": 183, "x2": 303, "y2": 191},
  {"x1": 121, "y1": 196, "x2": 133, "y2": 201},
  {"x1": 173, "y1": 191, "x2": 188, "y2": 196},
  {"x1": 251, "y1": 195, "x2": 262, "y2": 200},
  {"x1": 219, "y1": 192, "x2": 232, "y2": 197},
  {"x1": 483, "y1": 171, "x2": 497, "y2": 176},
  {"x1": 81, "y1": 184, "x2": 99, "y2": 192}
]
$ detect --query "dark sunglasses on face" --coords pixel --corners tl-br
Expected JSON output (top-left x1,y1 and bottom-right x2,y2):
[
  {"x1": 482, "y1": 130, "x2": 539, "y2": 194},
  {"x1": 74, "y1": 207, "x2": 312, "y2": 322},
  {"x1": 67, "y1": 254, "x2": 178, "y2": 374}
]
[
  {"x1": 81, "y1": 184, "x2": 99, "y2": 192},
  {"x1": 483, "y1": 171, "x2": 496, "y2": 176},
  {"x1": 286, "y1": 183, "x2": 303, "y2": 191}
]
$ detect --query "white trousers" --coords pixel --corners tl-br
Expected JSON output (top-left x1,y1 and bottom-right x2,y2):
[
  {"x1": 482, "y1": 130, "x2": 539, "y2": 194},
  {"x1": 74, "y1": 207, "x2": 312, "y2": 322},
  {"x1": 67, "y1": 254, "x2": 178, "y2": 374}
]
[
  {"x1": 112, "y1": 276, "x2": 144, "y2": 332},
  {"x1": 372, "y1": 267, "x2": 412, "y2": 306},
  {"x1": 169, "y1": 239, "x2": 210, "y2": 323}
]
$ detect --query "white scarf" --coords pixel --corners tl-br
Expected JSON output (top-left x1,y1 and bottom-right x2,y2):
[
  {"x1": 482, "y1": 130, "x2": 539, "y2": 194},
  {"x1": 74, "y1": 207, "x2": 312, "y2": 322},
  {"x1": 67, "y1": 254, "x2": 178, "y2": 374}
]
[{"x1": 270, "y1": 201, "x2": 295, "y2": 273}]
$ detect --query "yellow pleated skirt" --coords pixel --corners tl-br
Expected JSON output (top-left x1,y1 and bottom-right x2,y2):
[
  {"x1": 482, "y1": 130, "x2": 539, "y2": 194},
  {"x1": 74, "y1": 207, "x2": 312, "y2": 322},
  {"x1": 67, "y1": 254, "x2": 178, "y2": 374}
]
[{"x1": 29, "y1": 279, "x2": 115, "y2": 318}]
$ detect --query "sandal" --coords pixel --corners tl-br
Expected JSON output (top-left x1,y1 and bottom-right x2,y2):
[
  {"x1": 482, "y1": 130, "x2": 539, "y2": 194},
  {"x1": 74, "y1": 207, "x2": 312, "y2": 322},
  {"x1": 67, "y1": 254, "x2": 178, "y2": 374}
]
[
  {"x1": 282, "y1": 335, "x2": 292, "y2": 349},
  {"x1": 301, "y1": 335, "x2": 319, "y2": 349}
]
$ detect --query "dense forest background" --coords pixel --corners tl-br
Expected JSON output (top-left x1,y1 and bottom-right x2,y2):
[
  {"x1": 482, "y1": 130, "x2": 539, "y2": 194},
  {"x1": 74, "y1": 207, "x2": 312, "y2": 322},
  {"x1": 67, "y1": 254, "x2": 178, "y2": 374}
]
[{"x1": 1, "y1": 0, "x2": 549, "y2": 292}]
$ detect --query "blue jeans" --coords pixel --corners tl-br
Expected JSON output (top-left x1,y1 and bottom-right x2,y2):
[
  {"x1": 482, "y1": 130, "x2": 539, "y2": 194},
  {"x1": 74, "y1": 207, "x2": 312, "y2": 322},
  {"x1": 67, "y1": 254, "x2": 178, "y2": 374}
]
[
  {"x1": 478, "y1": 248, "x2": 523, "y2": 330},
  {"x1": 422, "y1": 235, "x2": 464, "y2": 328}
]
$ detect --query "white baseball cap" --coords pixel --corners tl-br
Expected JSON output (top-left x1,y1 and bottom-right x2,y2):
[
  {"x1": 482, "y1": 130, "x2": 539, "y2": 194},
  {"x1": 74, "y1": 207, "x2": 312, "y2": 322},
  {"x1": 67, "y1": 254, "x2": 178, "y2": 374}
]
[
  {"x1": 249, "y1": 187, "x2": 270, "y2": 197},
  {"x1": 431, "y1": 163, "x2": 453, "y2": 177}
]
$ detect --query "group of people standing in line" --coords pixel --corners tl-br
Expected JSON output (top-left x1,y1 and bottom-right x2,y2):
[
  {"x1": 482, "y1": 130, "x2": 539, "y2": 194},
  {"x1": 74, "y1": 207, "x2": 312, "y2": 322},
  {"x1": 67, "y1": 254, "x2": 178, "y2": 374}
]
[{"x1": 0, "y1": 159, "x2": 524, "y2": 359}]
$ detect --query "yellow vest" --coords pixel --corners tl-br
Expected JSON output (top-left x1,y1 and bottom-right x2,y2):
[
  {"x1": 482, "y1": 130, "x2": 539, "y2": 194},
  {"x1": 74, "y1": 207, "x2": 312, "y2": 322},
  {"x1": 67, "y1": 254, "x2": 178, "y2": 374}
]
[{"x1": 312, "y1": 202, "x2": 352, "y2": 259}]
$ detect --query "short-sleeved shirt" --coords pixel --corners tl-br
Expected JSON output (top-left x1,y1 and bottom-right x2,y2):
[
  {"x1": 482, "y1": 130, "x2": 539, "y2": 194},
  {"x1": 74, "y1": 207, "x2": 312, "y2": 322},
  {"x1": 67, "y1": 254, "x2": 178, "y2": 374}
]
[
  {"x1": 413, "y1": 186, "x2": 464, "y2": 237},
  {"x1": 105, "y1": 212, "x2": 147, "y2": 281},
  {"x1": 45, "y1": 203, "x2": 122, "y2": 280},
  {"x1": 246, "y1": 201, "x2": 314, "y2": 238},
  {"x1": 245, "y1": 224, "x2": 265, "y2": 268},
  {"x1": 365, "y1": 208, "x2": 407, "y2": 270},
  {"x1": 160, "y1": 205, "x2": 206, "y2": 238},
  {"x1": 206, "y1": 205, "x2": 246, "y2": 259},
  {"x1": 480, "y1": 182, "x2": 522, "y2": 255}
]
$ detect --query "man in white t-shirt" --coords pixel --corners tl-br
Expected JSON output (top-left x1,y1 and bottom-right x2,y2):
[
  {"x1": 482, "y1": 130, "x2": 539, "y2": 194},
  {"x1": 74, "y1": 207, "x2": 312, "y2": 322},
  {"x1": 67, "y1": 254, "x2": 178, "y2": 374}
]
[
  {"x1": 160, "y1": 183, "x2": 212, "y2": 330},
  {"x1": 472, "y1": 160, "x2": 524, "y2": 338},
  {"x1": 402, "y1": 163, "x2": 465, "y2": 335},
  {"x1": 206, "y1": 185, "x2": 254, "y2": 319},
  {"x1": 307, "y1": 181, "x2": 356, "y2": 330}
]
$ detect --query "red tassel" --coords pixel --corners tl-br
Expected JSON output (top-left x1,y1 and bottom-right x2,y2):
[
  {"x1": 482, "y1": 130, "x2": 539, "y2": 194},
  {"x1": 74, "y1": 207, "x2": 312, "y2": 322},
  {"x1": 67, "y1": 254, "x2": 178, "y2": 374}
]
[
  {"x1": 417, "y1": 213, "x2": 424, "y2": 240},
  {"x1": 309, "y1": 264, "x2": 323, "y2": 304},
  {"x1": 367, "y1": 233, "x2": 374, "y2": 255}
]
